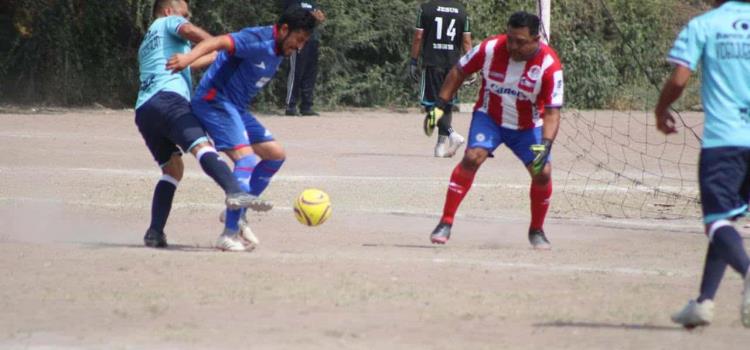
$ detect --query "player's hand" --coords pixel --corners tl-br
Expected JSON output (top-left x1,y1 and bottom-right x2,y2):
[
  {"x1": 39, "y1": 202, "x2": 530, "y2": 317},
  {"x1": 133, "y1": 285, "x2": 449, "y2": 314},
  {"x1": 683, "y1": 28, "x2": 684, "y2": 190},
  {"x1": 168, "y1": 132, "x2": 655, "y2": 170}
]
[
  {"x1": 166, "y1": 53, "x2": 191, "y2": 73},
  {"x1": 424, "y1": 98, "x2": 447, "y2": 137},
  {"x1": 530, "y1": 139, "x2": 553, "y2": 176},
  {"x1": 655, "y1": 108, "x2": 678, "y2": 135},
  {"x1": 409, "y1": 58, "x2": 420, "y2": 83}
]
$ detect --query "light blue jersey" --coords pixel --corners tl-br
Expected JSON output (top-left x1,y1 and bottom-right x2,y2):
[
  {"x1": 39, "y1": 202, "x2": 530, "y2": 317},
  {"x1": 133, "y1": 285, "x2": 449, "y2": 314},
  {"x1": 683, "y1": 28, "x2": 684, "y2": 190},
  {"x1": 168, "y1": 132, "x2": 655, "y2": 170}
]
[
  {"x1": 668, "y1": 1, "x2": 750, "y2": 148},
  {"x1": 136, "y1": 16, "x2": 191, "y2": 109}
]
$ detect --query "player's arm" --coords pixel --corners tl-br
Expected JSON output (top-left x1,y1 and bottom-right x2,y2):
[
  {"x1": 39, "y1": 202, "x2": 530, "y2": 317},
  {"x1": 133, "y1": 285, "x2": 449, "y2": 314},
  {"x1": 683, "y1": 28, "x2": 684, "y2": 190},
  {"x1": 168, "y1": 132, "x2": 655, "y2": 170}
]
[
  {"x1": 167, "y1": 34, "x2": 233, "y2": 73},
  {"x1": 542, "y1": 108, "x2": 561, "y2": 142},
  {"x1": 190, "y1": 51, "x2": 218, "y2": 70},
  {"x1": 462, "y1": 33, "x2": 472, "y2": 54},
  {"x1": 654, "y1": 65, "x2": 692, "y2": 135},
  {"x1": 177, "y1": 22, "x2": 212, "y2": 44}
]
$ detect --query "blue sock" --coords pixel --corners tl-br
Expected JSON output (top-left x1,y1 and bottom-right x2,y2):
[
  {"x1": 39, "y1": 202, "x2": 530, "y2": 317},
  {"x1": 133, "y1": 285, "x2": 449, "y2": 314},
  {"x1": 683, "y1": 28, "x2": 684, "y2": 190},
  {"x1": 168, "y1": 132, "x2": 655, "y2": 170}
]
[
  {"x1": 698, "y1": 243, "x2": 728, "y2": 302},
  {"x1": 249, "y1": 159, "x2": 285, "y2": 196},
  {"x1": 196, "y1": 148, "x2": 242, "y2": 194},
  {"x1": 225, "y1": 155, "x2": 258, "y2": 231},
  {"x1": 712, "y1": 225, "x2": 750, "y2": 277},
  {"x1": 149, "y1": 176, "x2": 178, "y2": 233}
]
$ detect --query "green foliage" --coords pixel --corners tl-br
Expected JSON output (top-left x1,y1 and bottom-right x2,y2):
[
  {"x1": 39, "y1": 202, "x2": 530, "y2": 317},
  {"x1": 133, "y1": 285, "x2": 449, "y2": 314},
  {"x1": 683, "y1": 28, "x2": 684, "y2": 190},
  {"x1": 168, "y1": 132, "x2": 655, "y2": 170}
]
[{"x1": 0, "y1": 0, "x2": 708, "y2": 109}]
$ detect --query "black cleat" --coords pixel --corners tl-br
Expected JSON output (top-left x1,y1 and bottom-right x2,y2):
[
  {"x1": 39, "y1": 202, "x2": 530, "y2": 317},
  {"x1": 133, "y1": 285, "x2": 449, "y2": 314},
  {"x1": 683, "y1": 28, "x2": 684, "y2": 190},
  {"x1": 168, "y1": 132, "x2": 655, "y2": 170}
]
[
  {"x1": 528, "y1": 228, "x2": 551, "y2": 250},
  {"x1": 431, "y1": 223, "x2": 452, "y2": 244},
  {"x1": 144, "y1": 228, "x2": 168, "y2": 248}
]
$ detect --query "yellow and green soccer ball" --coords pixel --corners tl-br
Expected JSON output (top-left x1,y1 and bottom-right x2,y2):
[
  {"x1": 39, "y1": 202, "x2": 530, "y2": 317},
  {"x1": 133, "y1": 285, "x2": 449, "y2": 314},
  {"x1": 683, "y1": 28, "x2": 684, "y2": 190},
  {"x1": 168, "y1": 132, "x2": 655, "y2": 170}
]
[{"x1": 294, "y1": 188, "x2": 331, "y2": 227}]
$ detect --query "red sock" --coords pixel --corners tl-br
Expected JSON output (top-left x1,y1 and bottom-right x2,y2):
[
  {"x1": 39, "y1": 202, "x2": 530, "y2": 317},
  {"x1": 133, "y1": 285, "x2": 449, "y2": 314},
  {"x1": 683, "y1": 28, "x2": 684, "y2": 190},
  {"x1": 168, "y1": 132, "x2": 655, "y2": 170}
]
[
  {"x1": 441, "y1": 164, "x2": 477, "y2": 225},
  {"x1": 530, "y1": 182, "x2": 552, "y2": 230}
]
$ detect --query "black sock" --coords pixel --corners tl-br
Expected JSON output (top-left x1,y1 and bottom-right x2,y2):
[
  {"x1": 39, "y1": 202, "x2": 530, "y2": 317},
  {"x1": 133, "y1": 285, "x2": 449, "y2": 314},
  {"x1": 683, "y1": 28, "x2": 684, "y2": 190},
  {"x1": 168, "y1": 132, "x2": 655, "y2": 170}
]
[
  {"x1": 437, "y1": 109, "x2": 453, "y2": 136},
  {"x1": 198, "y1": 150, "x2": 242, "y2": 194},
  {"x1": 697, "y1": 243, "x2": 728, "y2": 302},
  {"x1": 713, "y1": 225, "x2": 750, "y2": 277},
  {"x1": 149, "y1": 179, "x2": 177, "y2": 233}
]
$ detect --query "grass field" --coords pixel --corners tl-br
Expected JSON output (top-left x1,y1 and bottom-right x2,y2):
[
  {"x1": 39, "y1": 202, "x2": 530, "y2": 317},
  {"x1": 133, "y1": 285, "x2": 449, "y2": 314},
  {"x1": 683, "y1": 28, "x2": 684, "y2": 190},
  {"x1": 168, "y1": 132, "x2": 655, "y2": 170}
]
[{"x1": 0, "y1": 109, "x2": 748, "y2": 349}]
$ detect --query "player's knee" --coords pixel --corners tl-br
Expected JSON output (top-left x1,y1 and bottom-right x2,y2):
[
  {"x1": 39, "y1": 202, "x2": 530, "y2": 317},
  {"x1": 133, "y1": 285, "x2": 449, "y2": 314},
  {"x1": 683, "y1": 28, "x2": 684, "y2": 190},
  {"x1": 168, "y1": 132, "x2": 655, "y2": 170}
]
[
  {"x1": 225, "y1": 146, "x2": 255, "y2": 162},
  {"x1": 461, "y1": 149, "x2": 487, "y2": 170},
  {"x1": 532, "y1": 165, "x2": 552, "y2": 185}
]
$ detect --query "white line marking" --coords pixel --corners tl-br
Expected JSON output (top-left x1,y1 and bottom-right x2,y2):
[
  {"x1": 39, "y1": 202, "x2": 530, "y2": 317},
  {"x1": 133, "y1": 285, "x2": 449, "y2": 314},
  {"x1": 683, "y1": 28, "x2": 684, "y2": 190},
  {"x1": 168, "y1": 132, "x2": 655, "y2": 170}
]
[{"x1": 0, "y1": 166, "x2": 698, "y2": 193}]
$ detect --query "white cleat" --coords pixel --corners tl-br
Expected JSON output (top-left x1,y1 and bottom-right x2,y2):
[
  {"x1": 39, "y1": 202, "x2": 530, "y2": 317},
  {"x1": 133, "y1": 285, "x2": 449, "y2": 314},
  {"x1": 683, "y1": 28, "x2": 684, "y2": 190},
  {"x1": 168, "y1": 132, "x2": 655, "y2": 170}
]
[
  {"x1": 215, "y1": 228, "x2": 248, "y2": 252},
  {"x1": 445, "y1": 132, "x2": 465, "y2": 157},
  {"x1": 219, "y1": 210, "x2": 260, "y2": 246},
  {"x1": 742, "y1": 273, "x2": 750, "y2": 328},
  {"x1": 671, "y1": 299, "x2": 714, "y2": 328},
  {"x1": 434, "y1": 136, "x2": 450, "y2": 158}
]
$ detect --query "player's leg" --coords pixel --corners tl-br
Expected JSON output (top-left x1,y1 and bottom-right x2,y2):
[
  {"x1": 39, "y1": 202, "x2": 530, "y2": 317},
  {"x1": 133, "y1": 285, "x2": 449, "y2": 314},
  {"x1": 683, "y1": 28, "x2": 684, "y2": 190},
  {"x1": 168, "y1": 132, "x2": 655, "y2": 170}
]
[
  {"x1": 672, "y1": 147, "x2": 750, "y2": 328},
  {"x1": 285, "y1": 51, "x2": 301, "y2": 116},
  {"x1": 164, "y1": 98, "x2": 256, "y2": 209},
  {"x1": 135, "y1": 93, "x2": 186, "y2": 248},
  {"x1": 192, "y1": 98, "x2": 263, "y2": 252},
  {"x1": 508, "y1": 126, "x2": 553, "y2": 250},
  {"x1": 299, "y1": 39, "x2": 319, "y2": 116},
  {"x1": 431, "y1": 111, "x2": 501, "y2": 244},
  {"x1": 434, "y1": 66, "x2": 465, "y2": 157},
  {"x1": 244, "y1": 111, "x2": 286, "y2": 198},
  {"x1": 422, "y1": 66, "x2": 451, "y2": 156}
]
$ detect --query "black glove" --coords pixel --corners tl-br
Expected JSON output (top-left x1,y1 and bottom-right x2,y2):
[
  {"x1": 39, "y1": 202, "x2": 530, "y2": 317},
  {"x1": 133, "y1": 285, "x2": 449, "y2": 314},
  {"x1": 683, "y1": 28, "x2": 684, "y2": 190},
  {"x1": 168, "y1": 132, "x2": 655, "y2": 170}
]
[
  {"x1": 530, "y1": 138, "x2": 553, "y2": 175},
  {"x1": 409, "y1": 58, "x2": 420, "y2": 83}
]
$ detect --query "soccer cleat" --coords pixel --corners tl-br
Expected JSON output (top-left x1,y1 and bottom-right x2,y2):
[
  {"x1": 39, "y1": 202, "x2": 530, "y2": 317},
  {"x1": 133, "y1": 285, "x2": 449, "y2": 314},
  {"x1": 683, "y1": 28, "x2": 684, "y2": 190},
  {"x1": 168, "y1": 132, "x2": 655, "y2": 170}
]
[
  {"x1": 143, "y1": 228, "x2": 167, "y2": 248},
  {"x1": 742, "y1": 272, "x2": 750, "y2": 328},
  {"x1": 528, "y1": 228, "x2": 551, "y2": 250},
  {"x1": 219, "y1": 210, "x2": 260, "y2": 246},
  {"x1": 671, "y1": 299, "x2": 714, "y2": 328},
  {"x1": 434, "y1": 136, "x2": 450, "y2": 157},
  {"x1": 445, "y1": 132, "x2": 466, "y2": 157},
  {"x1": 215, "y1": 228, "x2": 248, "y2": 252},
  {"x1": 431, "y1": 222, "x2": 452, "y2": 244},
  {"x1": 225, "y1": 192, "x2": 273, "y2": 212}
]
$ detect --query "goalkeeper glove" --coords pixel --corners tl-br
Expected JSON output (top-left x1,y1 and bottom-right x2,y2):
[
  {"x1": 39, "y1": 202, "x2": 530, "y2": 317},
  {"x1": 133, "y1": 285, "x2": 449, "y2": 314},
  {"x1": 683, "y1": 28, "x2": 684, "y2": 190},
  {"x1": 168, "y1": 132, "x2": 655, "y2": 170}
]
[
  {"x1": 424, "y1": 98, "x2": 448, "y2": 137},
  {"x1": 409, "y1": 58, "x2": 420, "y2": 83},
  {"x1": 530, "y1": 139, "x2": 553, "y2": 175}
]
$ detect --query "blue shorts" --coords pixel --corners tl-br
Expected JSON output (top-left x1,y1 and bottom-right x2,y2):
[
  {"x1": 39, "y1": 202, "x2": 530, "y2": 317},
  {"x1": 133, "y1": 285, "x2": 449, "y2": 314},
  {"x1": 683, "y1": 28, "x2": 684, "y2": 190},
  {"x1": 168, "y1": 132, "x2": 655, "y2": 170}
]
[
  {"x1": 135, "y1": 91, "x2": 209, "y2": 167},
  {"x1": 467, "y1": 111, "x2": 545, "y2": 165},
  {"x1": 191, "y1": 97, "x2": 275, "y2": 151},
  {"x1": 699, "y1": 147, "x2": 750, "y2": 224}
]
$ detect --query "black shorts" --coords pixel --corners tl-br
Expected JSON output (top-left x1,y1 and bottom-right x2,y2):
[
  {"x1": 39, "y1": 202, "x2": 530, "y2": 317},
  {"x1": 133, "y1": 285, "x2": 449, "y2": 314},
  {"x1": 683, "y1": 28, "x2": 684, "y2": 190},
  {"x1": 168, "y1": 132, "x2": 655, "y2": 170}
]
[
  {"x1": 419, "y1": 66, "x2": 457, "y2": 107},
  {"x1": 135, "y1": 91, "x2": 209, "y2": 166},
  {"x1": 699, "y1": 147, "x2": 750, "y2": 224}
]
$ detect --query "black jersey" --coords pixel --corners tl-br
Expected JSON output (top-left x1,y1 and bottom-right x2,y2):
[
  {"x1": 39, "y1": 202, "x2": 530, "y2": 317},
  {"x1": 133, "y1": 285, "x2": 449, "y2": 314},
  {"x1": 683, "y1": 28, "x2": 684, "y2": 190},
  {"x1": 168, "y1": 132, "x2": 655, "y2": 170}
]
[{"x1": 416, "y1": 0, "x2": 470, "y2": 68}]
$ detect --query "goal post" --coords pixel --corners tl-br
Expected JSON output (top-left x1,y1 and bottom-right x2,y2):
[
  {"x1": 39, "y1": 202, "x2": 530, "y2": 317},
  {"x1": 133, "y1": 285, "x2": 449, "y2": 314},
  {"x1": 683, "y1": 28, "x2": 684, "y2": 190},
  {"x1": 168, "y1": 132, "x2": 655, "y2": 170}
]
[{"x1": 537, "y1": 0, "x2": 551, "y2": 43}]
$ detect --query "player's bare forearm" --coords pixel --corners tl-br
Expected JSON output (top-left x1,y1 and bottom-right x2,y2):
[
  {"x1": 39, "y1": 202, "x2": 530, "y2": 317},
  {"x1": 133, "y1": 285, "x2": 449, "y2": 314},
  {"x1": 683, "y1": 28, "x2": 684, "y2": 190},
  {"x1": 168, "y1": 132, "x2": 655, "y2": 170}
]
[
  {"x1": 178, "y1": 23, "x2": 212, "y2": 44},
  {"x1": 462, "y1": 33, "x2": 472, "y2": 53},
  {"x1": 410, "y1": 30, "x2": 423, "y2": 60},
  {"x1": 654, "y1": 65, "x2": 691, "y2": 134},
  {"x1": 190, "y1": 51, "x2": 218, "y2": 70},
  {"x1": 655, "y1": 66, "x2": 691, "y2": 115},
  {"x1": 542, "y1": 108, "x2": 561, "y2": 142},
  {"x1": 438, "y1": 66, "x2": 466, "y2": 103},
  {"x1": 167, "y1": 35, "x2": 232, "y2": 73}
]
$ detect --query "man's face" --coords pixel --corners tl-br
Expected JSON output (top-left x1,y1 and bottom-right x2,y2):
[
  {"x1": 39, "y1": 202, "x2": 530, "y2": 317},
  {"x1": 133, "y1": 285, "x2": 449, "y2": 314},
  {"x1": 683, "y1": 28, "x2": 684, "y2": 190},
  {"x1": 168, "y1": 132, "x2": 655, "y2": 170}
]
[
  {"x1": 506, "y1": 26, "x2": 540, "y2": 61},
  {"x1": 277, "y1": 25, "x2": 311, "y2": 57},
  {"x1": 166, "y1": 0, "x2": 191, "y2": 19}
]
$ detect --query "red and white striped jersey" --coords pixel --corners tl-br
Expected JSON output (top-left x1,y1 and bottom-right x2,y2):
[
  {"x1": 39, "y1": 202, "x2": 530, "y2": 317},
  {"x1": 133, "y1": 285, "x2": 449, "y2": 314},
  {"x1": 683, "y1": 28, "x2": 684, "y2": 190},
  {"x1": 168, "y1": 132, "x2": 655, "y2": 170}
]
[{"x1": 459, "y1": 34, "x2": 564, "y2": 130}]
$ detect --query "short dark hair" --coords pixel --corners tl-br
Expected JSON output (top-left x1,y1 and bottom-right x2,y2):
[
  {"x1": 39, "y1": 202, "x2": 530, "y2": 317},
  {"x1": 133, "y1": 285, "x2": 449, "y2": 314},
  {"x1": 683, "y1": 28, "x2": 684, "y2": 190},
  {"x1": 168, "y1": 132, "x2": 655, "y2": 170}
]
[
  {"x1": 152, "y1": 0, "x2": 186, "y2": 19},
  {"x1": 277, "y1": 7, "x2": 317, "y2": 33},
  {"x1": 508, "y1": 11, "x2": 540, "y2": 37}
]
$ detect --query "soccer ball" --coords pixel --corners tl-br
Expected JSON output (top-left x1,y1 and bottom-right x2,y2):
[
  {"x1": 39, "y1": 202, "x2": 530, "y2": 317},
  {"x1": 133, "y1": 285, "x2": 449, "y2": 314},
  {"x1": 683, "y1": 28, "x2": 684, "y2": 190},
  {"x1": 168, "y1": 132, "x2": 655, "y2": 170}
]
[{"x1": 293, "y1": 188, "x2": 331, "y2": 227}]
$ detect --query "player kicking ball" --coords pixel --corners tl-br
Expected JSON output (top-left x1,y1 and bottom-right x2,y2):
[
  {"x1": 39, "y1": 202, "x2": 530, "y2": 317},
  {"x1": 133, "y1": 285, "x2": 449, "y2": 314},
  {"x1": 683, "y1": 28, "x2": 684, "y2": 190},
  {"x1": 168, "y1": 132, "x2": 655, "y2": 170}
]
[
  {"x1": 428, "y1": 12, "x2": 564, "y2": 249},
  {"x1": 167, "y1": 8, "x2": 318, "y2": 252},
  {"x1": 656, "y1": 0, "x2": 750, "y2": 329},
  {"x1": 135, "y1": 0, "x2": 264, "y2": 248}
]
